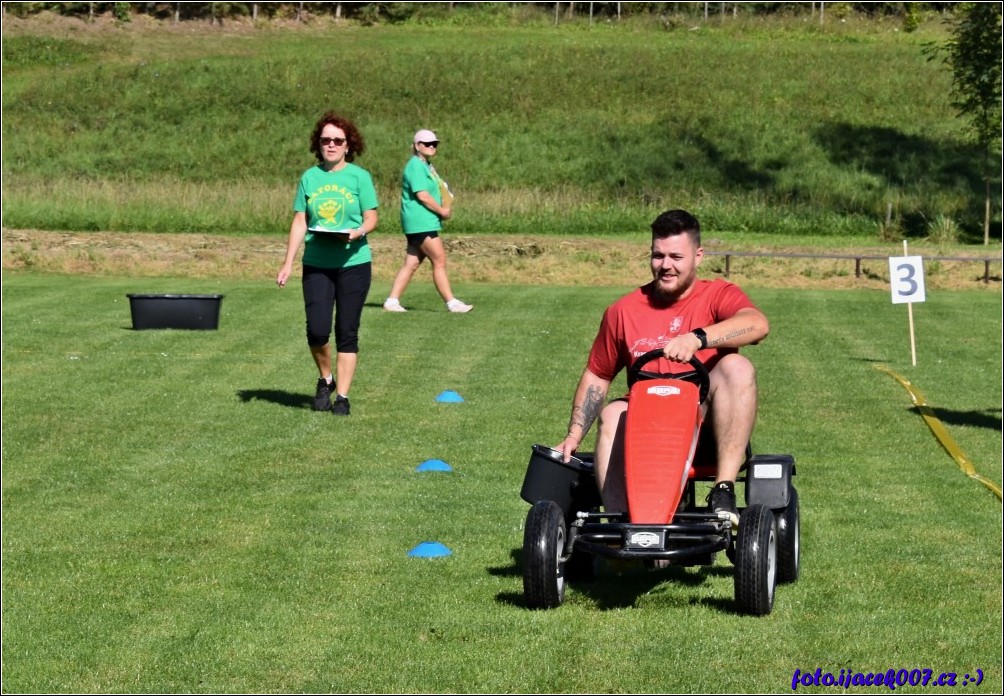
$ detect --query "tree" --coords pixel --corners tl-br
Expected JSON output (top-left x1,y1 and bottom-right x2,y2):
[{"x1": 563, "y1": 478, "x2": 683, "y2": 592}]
[{"x1": 936, "y1": 3, "x2": 1003, "y2": 244}]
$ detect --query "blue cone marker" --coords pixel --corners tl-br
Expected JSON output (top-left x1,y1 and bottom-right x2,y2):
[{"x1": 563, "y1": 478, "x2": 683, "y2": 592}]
[
  {"x1": 416, "y1": 459, "x2": 453, "y2": 472},
  {"x1": 408, "y1": 541, "x2": 452, "y2": 558}
]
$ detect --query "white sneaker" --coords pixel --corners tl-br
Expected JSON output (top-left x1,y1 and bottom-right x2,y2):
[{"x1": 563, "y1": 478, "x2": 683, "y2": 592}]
[
  {"x1": 447, "y1": 299, "x2": 473, "y2": 313},
  {"x1": 383, "y1": 299, "x2": 407, "y2": 313}
]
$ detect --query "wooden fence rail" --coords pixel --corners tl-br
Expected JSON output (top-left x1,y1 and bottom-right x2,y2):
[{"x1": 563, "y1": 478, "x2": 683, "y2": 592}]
[{"x1": 704, "y1": 251, "x2": 1003, "y2": 284}]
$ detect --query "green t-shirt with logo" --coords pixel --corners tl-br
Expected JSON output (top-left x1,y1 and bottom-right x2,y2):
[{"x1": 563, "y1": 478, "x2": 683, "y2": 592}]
[
  {"x1": 293, "y1": 163, "x2": 379, "y2": 269},
  {"x1": 400, "y1": 155, "x2": 442, "y2": 234}
]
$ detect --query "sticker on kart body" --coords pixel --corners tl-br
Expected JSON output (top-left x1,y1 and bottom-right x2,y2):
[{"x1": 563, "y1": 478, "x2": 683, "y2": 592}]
[
  {"x1": 752, "y1": 463, "x2": 783, "y2": 479},
  {"x1": 626, "y1": 531, "x2": 665, "y2": 549},
  {"x1": 646, "y1": 386, "x2": 681, "y2": 397}
]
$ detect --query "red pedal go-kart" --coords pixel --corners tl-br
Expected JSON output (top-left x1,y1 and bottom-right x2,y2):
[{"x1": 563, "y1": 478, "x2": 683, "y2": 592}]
[{"x1": 520, "y1": 350, "x2": 800, "y2": 616}]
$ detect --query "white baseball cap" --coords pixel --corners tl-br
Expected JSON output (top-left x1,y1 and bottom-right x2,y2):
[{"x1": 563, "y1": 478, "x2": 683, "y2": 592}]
[{"x1": 414, "y1": 129, "x2": 439, "y2": 144}]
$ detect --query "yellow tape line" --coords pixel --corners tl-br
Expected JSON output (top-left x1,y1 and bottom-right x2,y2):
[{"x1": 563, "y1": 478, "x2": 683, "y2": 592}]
[{"x1": 874, "y1": 365, "x2": 1002, "y2": 501}]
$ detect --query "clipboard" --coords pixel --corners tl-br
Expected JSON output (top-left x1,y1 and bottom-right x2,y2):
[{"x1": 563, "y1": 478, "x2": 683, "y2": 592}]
[
  {"x1": 308, "y1": 226, "x2": 352, "y2": 242},
  {"x1": 439, "y1": 179, "x2": 454, "y2": 207}
]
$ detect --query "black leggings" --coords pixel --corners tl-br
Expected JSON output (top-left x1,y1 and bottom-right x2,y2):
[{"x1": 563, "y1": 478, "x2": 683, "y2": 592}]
[{"x1": 302, "y1": 263, "x2": 372, "y2": 352}]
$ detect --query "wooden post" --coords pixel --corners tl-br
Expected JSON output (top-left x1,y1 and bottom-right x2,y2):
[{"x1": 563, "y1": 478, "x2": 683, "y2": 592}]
[
  {"x1": 985, "y1": 183, "x2": 991, "y2": 246},
  {"x1": 904, "y1": 241, "x2": 917, "y2": 367}
]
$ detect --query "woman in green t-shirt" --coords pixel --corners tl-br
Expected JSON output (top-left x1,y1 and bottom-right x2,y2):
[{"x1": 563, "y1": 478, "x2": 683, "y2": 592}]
[
  {"x1": 277, "y1": 111, "x2": 379, "y2": 416},
  {"x1": 382, "y1": 129, "x2": 472, "y2": 314}
]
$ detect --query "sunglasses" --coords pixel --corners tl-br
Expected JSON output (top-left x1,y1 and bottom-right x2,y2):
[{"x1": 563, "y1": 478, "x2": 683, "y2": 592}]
[
  {"x1": 419, "y1": 141, "x2": 440, "y2": 148},
  {"x1": 319, "y1": 136, "x2": 347, "y2": 147}
]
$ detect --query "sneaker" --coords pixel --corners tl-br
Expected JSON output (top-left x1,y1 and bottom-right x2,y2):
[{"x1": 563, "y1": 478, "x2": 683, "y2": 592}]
[
  {"x1": 383, "y1": 299, "x2": 407, "y2": 312},
  {"x1": 313, "y1": 378, "x2": 333, "y2": 411},
  {"x1": 331, "y1": 394, "x2": 350, "y2": 416},
  {"x1": 447, "y1": 299, "x2": 473, "y2": 313},
  {"x1": 707, "y1": 481, "x2": 739, "y2": 526}
]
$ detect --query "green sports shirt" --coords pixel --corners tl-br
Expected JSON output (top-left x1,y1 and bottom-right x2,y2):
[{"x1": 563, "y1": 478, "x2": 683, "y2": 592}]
[
  {"x1": 400, "y1": 155, "x2": 442, "y2": 234},
  {"x1": 293, "y1": 163, "x2": 379, "y2": 269}
]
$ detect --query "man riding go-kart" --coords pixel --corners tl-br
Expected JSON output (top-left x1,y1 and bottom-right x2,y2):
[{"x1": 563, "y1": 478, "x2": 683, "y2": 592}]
[
  {"x1": 556, "y1": 209, "x2": 768, "y2": 526},
  {"x1": 520, "y1": 209, "x2": 799, "y2": 616}
]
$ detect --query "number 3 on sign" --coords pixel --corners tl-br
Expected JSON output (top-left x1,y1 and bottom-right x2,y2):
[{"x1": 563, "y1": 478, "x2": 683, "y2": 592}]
[{"x1": 889, "y1": 256, "x2": 926, "y2": 305}]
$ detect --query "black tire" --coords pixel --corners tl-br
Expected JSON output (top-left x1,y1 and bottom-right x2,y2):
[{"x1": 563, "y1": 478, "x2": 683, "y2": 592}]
[
  {"x1": 734, "y1": 504, "x2": 777, "y2": 616},
  {"x1": 523, "y1": 501, "x2": 567, "y2": 609},
  {"x1": 776, "y1": 486, "x2": 800, "y2": 584}
]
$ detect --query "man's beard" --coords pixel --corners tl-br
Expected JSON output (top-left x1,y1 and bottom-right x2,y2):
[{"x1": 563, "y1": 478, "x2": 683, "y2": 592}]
[{"x1": 652, "y1": 274, "x2": 688, "y2": 303}]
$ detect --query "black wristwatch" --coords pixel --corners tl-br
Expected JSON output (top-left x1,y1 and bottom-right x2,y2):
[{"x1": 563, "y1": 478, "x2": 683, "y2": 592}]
[{"x1": 692, "y1": 328, "x2": 708, "y2": 349}]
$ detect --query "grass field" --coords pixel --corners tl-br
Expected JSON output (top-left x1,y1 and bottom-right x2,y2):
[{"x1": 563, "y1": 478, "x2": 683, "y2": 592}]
[{"x1": 2, "y1": 272, "x2": 1000, "y2": 693}]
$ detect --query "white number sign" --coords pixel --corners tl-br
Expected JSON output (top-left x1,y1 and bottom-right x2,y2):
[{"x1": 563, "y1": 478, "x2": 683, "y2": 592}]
[{"x1": 889, "y1": 256, "x2": 926, "y2": 304}]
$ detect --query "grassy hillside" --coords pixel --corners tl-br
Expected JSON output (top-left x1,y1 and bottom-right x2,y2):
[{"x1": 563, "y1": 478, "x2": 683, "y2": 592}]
[{"x1": 2, "y1": 12, "x2": 998, "y2": 241}]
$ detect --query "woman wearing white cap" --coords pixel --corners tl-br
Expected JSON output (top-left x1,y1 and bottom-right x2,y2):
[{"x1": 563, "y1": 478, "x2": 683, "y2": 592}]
[{"x1": 383, "y1": 129, "x2": 473, "y2": 313}]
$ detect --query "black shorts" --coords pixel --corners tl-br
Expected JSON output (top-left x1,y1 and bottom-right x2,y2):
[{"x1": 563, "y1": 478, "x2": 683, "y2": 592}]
[
  {"x1": 405, "y1": 231, "x2": 440, "y2": 248},
  {"x1": 302, "y1": 263, "x2": 372, "y2": 352}
]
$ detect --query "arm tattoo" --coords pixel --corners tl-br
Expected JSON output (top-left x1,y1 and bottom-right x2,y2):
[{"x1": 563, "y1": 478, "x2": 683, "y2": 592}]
[
  {"x1": 569, "y1": 384, "x2": 607, "y2": 437},
  {"x1": 708, "y1": 325, "x2": 754, "y2": 347}
]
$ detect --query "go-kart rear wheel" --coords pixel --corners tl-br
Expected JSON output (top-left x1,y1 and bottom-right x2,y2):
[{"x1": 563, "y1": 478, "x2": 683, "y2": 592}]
[
  {"x1": 734, "y1": 503, "x2": 777, "y2": 616},
  {"x1": 777, "y1": 486, "x2": 800, "y2": 584},
  {"x1": 523, "y1": 500, "x2": 568, "y2": 609}
]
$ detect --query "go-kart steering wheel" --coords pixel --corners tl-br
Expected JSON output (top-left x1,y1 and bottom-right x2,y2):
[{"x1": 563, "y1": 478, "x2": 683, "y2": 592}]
[{"x1": 626, "y1": 349, "x2": 711, "y2": 403}]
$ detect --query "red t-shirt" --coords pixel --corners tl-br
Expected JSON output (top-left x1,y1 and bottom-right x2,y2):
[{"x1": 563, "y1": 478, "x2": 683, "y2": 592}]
[{"x1": 587, "y1": 278, "x2": 758, "y2": 381}]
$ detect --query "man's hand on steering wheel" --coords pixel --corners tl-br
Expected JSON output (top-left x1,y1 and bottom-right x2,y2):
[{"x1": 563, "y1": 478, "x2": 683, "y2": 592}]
[
  {"x1": 628, "y1": 347, "x2": 710, "y2": 403},
  {"x1": 662, "y1": 331, "x2": 704, "y2": 363}
]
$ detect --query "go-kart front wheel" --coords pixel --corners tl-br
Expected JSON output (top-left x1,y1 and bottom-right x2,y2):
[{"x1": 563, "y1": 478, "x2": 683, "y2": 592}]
[
  {"x1": 777, "y1": 486, "x2": 800, "y2": 584},
  {"x1": 522, "y1": 500, "x2": 568, "y2": 609},
  {"x1": 734, "y1": 503, "x2": 777, "y2": 616}
]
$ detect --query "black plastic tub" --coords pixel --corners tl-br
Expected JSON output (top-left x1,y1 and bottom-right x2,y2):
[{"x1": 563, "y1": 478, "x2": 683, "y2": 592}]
[
  {"x1": 520, "y1": 444, "x2": 595, "y2": 516},
  {"x1": 127, "y1": 294, "x2": 223, "y2": 330}
]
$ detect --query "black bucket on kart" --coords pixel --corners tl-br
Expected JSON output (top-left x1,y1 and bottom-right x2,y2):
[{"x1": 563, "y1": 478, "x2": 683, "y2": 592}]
[{"x1": 520, "y1": 445, "x2": 596, "y2": 518}]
